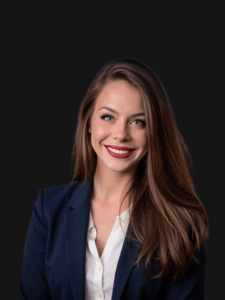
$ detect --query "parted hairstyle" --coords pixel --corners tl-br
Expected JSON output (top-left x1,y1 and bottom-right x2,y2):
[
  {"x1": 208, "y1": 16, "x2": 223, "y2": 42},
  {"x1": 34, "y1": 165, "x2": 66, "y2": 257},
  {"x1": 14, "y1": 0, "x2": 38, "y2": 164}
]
[{"x1": 71, "y1": 57, "x2": 209, "y2": 282}]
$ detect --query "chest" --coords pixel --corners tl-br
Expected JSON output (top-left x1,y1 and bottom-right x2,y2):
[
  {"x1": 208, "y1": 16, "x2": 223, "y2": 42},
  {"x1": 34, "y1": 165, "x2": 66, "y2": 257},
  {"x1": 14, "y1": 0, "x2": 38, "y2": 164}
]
[{"x1": 90, "y1": 200, "x2": 129, "y2": 258}]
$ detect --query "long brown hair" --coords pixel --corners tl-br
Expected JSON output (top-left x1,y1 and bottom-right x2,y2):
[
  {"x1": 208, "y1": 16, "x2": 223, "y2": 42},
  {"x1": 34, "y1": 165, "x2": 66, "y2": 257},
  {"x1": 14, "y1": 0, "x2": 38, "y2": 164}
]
[{"x1": 71, "y1": 57, "x2": 209, "y2": 282}]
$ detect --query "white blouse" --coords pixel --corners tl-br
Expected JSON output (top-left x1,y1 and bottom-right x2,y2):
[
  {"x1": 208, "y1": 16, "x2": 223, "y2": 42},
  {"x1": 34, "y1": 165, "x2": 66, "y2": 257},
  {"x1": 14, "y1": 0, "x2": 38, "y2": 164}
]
[{"x1": 85, "y1": 203, "x2": 133, "y2": 300}]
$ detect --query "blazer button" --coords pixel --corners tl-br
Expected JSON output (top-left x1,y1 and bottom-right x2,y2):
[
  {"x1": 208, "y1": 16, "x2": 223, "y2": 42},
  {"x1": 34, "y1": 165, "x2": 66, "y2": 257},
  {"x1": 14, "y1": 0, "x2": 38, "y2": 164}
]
[{"x1": 97, "y1": 292, "x2": 102, "y2": 298}]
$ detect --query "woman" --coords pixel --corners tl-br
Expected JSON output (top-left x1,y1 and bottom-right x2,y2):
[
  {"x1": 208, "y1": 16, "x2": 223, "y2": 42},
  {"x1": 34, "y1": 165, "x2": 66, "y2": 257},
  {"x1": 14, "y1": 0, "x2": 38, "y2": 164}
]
[{"x1": 20, "y1": 57, "x2": 209, "y2": 300}]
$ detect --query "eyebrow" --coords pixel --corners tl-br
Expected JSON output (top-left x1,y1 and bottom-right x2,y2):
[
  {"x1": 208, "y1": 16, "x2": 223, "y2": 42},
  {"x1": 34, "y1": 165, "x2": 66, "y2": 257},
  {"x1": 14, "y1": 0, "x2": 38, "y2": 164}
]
[{"x1": 99, "y1": 106, "x2": 145, "y2": 118}]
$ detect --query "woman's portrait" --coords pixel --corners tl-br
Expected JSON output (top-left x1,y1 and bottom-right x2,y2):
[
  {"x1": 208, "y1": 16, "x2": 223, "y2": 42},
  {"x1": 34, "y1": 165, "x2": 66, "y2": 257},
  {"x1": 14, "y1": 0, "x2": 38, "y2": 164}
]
[{"x1": 20, "y1": 57, "x2": 209, "y2": 300}]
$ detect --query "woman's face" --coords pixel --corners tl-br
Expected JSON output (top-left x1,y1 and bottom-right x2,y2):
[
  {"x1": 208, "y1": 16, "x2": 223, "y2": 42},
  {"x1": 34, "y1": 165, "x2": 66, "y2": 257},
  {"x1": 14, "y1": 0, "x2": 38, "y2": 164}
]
[{"x1": 89, "y1": 80, "x2": 147, "y2": 175}]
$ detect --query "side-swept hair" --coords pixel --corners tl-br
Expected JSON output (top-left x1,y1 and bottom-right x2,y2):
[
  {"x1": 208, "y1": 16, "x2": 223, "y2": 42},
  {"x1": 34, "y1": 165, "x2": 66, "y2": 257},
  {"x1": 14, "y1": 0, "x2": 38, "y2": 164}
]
[{"x1": 71, "y1": 57, "x2": 209, "y2": 282}]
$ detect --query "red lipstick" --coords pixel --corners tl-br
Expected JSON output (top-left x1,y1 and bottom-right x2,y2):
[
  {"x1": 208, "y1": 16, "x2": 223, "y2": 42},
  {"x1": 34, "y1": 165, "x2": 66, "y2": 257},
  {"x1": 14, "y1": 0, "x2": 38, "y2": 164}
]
[
  {"x1": 104, "y1": 145, "x2": 135, "y2": 151},
  {"x1": 104, "y1": 145, "x2": 135, "y2": 159}
]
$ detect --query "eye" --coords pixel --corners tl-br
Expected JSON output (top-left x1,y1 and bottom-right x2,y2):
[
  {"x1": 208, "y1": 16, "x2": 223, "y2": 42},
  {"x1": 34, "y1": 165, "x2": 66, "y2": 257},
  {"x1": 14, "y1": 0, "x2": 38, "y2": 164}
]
[
  {"x1": 132, "y1": 119, "x2": 146, "y2": 126},
  {"x1": 100, "y1": 114, "x2": 114, "y2": 121},
  {"x1": 100, "y1": 114, "x2": 146, "y2": 127}
]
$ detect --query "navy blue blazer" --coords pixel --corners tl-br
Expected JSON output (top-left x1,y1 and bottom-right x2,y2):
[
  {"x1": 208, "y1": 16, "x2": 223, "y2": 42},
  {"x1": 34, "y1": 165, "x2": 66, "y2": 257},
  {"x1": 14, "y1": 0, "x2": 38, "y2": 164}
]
[{"x1": 20, "y1": 175, "x2": 206, "y2": 300}]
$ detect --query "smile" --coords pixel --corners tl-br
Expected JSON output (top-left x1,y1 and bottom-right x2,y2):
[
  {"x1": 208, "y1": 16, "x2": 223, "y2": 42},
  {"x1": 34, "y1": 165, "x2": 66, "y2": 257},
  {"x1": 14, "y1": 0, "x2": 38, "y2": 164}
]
[{"x1": 104, "y1": 146, "x2": 135, "y2": 159}]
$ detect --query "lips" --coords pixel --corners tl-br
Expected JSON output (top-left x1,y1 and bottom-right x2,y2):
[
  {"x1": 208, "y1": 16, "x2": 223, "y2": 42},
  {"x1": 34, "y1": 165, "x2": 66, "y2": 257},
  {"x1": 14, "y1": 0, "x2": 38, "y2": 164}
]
[
  {"x1": 104, "y1": 145, "x2": 135, "y2": 151},
  {"x1": 105, "y1": 145, "x2": 135, "y2": 159}
]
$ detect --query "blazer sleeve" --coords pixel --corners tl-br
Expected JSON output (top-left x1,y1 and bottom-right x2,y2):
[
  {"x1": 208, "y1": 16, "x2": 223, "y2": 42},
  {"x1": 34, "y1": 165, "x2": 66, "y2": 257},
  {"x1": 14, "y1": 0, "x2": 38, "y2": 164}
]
[
  {"x1": 20, "y1": 189, "x2": 51, "y2": 300},
  {"x1": 163, "y1": 242, "x2": 206, "y2": 300}
]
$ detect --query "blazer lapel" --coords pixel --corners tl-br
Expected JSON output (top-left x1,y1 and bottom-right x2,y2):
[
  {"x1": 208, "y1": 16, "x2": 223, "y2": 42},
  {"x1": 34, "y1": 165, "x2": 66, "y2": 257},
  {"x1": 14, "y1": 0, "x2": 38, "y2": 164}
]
[
  {"x1": 64, "y1": 175, "x2": 93, "y2": 300},
  {"x1": 64, "y1": 174, "x2": 141, "y2": 300},
  {"x1": 111, "y1": 222, "x2": 141, "y2": 300}
]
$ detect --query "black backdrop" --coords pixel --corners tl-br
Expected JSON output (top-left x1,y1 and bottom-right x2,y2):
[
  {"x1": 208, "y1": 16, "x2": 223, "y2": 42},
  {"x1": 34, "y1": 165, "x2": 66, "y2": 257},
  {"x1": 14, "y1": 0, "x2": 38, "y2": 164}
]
[{"x1": 4, "y1": 2, "x2": 223, "y2": 299}]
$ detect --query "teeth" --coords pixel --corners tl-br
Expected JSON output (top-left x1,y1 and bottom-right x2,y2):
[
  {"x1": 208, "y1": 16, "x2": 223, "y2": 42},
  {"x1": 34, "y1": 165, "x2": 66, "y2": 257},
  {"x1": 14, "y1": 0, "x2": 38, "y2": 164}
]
[{"x1": 108, "y1": 147, "x2": 130, "y2": 154}]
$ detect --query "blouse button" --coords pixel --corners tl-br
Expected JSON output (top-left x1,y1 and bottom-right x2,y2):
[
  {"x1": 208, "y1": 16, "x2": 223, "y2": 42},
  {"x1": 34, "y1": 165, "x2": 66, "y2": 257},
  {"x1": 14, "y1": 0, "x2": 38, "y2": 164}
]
[
  {"x1": 98, "y1": 266, "x2": 102, "y2": 271},
  {"x1": 98, "y1": 292, "x2": 102, "y2": 298},
  {"x1": 89, "y1": 228, "x2": 95, "y2": 235}
]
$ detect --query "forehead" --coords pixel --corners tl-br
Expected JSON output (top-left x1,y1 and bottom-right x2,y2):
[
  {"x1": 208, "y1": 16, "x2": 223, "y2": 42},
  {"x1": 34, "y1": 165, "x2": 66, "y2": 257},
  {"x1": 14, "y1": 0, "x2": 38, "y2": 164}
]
[{"x1": 95, "y1": 80, "x2": 143, "y2": 108}]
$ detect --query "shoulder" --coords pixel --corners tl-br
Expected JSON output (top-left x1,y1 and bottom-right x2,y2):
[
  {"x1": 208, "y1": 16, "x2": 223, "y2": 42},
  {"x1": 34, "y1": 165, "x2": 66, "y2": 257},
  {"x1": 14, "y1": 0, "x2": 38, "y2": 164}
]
[
  {"x1": 42, "y1": 181, "x2": 79, "y2": 204},
  {"x1": 36, "y1": 181, "x2": 80, "y2": 223}
]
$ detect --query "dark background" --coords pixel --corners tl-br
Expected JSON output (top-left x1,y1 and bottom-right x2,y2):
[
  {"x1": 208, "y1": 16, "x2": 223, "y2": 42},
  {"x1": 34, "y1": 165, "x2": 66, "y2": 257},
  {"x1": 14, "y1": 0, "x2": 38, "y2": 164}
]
[{"x1": 3, "y1": 2, "x2": 223, "y2": 299}]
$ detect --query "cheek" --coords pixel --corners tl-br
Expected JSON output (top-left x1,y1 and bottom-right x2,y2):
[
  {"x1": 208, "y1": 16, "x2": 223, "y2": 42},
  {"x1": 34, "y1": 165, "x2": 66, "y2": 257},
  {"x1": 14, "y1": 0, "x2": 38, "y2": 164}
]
[
  {"x1": 134, "y1": 131, "x2": 147, "y2": 147},
  {"x1": 92, "y1": 123, "x2": 110, "y2": 138}
]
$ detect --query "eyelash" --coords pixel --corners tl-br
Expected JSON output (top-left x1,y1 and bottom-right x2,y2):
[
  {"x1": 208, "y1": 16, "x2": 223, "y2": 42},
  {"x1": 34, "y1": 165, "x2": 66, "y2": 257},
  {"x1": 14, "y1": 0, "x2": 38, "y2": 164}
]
[{"x1": 100, "y1": 114, "x2": 146, "y2": 127}]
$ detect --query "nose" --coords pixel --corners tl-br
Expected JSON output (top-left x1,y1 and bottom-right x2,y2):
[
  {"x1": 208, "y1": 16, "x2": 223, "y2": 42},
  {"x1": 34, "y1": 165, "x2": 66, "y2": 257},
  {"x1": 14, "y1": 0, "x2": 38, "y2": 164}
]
[{"x1": 112, "y1": 120, "x2": 130, "y2": 141}]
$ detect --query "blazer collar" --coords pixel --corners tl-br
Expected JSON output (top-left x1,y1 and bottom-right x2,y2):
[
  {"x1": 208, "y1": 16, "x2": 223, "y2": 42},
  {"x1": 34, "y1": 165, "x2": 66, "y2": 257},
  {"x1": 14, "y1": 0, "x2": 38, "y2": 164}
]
[
  {"x1": 64, "y1": 174, "x2": 141, "y2": 300},
  {"x1": 67, "y1": 173, "x2": 94, "y2": 209}
]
